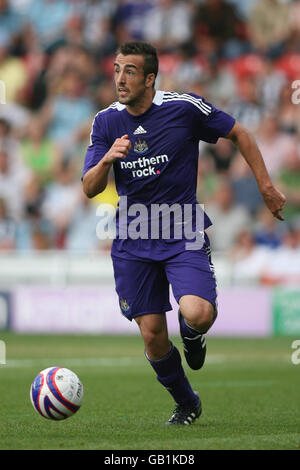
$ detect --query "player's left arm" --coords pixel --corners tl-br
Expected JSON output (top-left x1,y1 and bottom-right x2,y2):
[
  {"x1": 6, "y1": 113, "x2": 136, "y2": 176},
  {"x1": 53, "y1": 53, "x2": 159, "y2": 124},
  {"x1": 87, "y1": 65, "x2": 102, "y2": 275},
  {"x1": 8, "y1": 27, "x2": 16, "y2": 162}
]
[{"x1": 225, "y1": 121, "x2": 286, "y2": 221}]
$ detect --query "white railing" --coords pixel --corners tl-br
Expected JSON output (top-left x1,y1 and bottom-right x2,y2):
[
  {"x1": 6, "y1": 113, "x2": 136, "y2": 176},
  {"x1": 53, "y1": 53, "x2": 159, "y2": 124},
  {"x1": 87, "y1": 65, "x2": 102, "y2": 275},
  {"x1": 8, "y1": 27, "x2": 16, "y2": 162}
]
[
  {"x1": 0, "y1": 251, "x2": 114, "y2": 286},
  {"x1": 0, "y1": 250, "x2": 236, "y2": 287}
]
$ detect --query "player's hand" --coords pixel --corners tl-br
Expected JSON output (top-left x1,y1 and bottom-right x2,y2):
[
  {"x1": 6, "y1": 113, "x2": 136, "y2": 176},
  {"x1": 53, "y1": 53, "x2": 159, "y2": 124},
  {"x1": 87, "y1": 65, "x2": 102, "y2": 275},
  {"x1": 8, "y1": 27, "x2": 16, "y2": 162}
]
[
  {"x1": 103, "y1": 134, "x2": 131, "y2": 164},
  {"x1": 260, "y1": 184, "x2": 286, "y2": 221}
]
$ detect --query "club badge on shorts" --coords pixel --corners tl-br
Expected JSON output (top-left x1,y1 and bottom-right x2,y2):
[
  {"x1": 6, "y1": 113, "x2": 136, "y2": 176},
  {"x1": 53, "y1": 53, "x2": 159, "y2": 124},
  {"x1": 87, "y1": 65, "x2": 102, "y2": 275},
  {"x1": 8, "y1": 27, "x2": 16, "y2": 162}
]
[{"x1": 119, "y1": 297, "x2": 130, "y2": 313}]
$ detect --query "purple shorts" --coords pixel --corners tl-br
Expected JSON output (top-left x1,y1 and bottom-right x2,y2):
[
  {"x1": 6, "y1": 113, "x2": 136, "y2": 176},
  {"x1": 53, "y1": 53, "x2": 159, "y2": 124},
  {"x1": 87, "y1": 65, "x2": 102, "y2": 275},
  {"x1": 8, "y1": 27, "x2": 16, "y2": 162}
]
[{"x1": 111, "y1": 235, "x2": 217, "y2": 321}]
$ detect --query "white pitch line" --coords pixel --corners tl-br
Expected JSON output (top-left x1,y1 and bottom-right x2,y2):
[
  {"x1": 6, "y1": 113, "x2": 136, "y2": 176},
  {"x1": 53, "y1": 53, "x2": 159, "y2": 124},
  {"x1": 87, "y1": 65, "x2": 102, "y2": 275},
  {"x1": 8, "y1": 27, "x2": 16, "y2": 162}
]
[
  {"x1": 3, "y1": 357, "x2": 146, "y2": 368},
  {"x1": 2, "y1": 356, "x2": 225, "y2": 369},
  {"x1": 0, "y1": 353, "x2": 291, "y2": 369}
]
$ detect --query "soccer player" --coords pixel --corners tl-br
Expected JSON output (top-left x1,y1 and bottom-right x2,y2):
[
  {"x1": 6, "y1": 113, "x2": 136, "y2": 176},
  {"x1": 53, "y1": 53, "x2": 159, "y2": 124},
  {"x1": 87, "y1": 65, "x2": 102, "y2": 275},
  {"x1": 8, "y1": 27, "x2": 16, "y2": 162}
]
[{"x1": 82, "y1": 42, "x2": 285, "y2": 425}]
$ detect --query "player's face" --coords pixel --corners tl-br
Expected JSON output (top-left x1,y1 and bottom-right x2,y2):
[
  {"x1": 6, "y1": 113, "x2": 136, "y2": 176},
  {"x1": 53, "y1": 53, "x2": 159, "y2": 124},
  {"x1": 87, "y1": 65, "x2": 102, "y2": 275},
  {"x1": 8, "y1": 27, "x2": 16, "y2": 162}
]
[{"x1": 114, "y1": 54, "x2": 151, "y2": 106}]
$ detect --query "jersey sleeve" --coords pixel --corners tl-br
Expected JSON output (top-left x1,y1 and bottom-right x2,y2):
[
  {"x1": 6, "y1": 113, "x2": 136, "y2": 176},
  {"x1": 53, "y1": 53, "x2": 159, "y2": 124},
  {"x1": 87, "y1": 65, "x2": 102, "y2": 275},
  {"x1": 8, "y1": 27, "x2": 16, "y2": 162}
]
[
  {"x1": 82, "y1": 112, "x2": 110, "y2": 179},
  {"x1": 188, "y1": 94, "x2": 235, "y2": 144}
]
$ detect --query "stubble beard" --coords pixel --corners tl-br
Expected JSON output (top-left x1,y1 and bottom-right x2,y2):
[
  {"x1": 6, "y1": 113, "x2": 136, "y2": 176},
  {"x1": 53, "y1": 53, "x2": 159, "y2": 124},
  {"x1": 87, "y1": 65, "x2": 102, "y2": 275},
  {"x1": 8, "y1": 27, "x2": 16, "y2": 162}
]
[{"x1": 117, "y1": 84, "x2": 147, "y2": 107}]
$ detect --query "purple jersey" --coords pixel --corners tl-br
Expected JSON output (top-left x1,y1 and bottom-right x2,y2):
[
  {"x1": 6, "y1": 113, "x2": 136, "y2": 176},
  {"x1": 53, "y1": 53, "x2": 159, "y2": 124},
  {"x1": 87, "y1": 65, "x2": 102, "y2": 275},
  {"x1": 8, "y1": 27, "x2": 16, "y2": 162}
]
[{"x1": 82, "y1": 91, "x2": 235, "y2": 260}]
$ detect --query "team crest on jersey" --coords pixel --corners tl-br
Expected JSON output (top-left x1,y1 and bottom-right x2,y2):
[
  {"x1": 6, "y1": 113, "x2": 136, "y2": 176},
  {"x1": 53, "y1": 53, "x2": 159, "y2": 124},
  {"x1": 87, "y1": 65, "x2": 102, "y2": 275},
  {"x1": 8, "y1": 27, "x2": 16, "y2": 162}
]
[
  {"x1": 134, "y1": 138, "x2": 148, "y2": 154},
  {"x1": 120, "y1": 297, "x2": 130, "y2": 313}
]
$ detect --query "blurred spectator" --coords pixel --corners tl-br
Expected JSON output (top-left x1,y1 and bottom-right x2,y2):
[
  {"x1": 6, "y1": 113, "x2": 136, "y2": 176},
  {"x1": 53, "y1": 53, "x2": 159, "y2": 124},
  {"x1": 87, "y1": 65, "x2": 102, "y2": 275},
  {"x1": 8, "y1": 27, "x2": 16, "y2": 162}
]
[
  {"x1": 253, "y1": 206, "x2": 285, "y2": 249},
  {"x1": 256, "y1": 58, "x2": 287, "y2": 113},
  {"x1": 39, "y1": 66, "x2": 95, "y2": 149},
  {"x1": 0, "y1": 146, "x2": 31, "y2": 219},
  {"x1": 0, "y1": 0, "x2": 24, "y2": 44},
  {"x1": 248, "y1": 0, "x2": 291, "y2": 57},
  {"x1": 228, "y1": 0, "x2": 257, "y2": 19},
  {"x1": 277, "y1": 82, "x2": 300, "y2": 135},
  {"x1": 229, "y1": 152, "x2": 263, "y2": 215},
  {"x1": 231, "y1": 226, "x2": 300, "y2": 286},
  {"x1": 94, "y1": 79, "x2": 118, "y2": 110},
  {"x1": 143, "y1": 0, "x2": 193, "y2": 52},
  {"x1": 276, "y1": 146, "x2": 300, "y2": 222},
  {"x1": 202, "y1": 138, "x2": 236, "y2": 174},
  {"x1": 61, "y1": 13, "x2": 85, "y2": 50},
  {"x1": 0, "y1": 197, "x2": 16, "y2": 249},
  {"x1": 194, "y1": 0, "x2": 249, "y2": 60},
  {"x1": 0, "y1": 118, "x2": 10, "y2": 146},
  {"x1": 9, "y1": 0, "x2": 32, "y2": 15},
  {"x1": 289, "y1": 0, "x2": 300, "y2": 43},
  {"x1": 16, "y1": 174, "x2": 54, "y2": 250},
  {"x1": 205, "y1": 59, "x2": 238, "y2": 107},
  {"x1": 20, "y1": 115, "x2": 59, "y2": 185},
  {"x1": 173, "y1": 43, "x2": 206, "y2": 91},
  {"x1": 197, "y1": 150, "x2": 222, "y2": 204},
  {"x1": 226, "y1": 76, "x2": 263, "y2": 133},
  {"x1": 0, "y1": 97, "x2": 31, "y2": 136},
  {"x1": 260, "y1": 227, "x2": 300, "y2": 286},
  {"x1": 230, "y1": 229, "x2": 257, "y2": 262},
  {"x1": 114, "y1": 0, "x2": 154, "y2": 45},
  {"x1": 41, "y1": 45, "x2": 97, "y2": 94},
  {"x1": 29, "y1": 45, "x2": 92, "y2": 111},
  {"x1": 0, "y1": 117, "x2": 21, "y2": 155},
  {"x1": 31, "y1": 226, "x2": 51, "y2": 250},
  {"x1": 0, "y1": 30, "x2": 28, "y2": 103},
  {"x1": 230, "y1": 228, "x2": 273, "y2": 285},
  {"x1": 16, "y1": 41, "x2": 47, "y2": 110},
  {"x1": 205, "y1": 179, "x2": 252, "y2": 252},
  {"x1": 41, "y1": 159, "x2": 81, "y2": 248},
  {"x1": 66, "y1": 192, "x2": 112, "y2": 252},
  {"x1": 25, "y1": 0, "x2": 74, "y2": 51},
  {"x1": 255, "y1": 113, "x2": 298, "y2": 177},
  {"x1": 78, "y1": 0, "x2": 117, "y2": 56}
]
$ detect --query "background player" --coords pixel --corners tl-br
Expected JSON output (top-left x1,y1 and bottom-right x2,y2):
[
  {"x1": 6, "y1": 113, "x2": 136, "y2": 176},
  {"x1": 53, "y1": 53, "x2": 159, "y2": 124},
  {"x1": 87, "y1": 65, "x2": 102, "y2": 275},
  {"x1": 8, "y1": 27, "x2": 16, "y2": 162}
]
[{"x1": 82, "y1": 42, "x2": 286, "y2": 425}]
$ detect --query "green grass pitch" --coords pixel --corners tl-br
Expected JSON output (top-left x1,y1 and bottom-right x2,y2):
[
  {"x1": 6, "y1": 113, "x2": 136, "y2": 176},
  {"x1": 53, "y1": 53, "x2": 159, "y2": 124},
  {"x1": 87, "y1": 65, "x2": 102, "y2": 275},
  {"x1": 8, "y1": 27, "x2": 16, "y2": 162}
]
[{"x1": 0, "y1": 333, "x2": 299, "y2": 450}]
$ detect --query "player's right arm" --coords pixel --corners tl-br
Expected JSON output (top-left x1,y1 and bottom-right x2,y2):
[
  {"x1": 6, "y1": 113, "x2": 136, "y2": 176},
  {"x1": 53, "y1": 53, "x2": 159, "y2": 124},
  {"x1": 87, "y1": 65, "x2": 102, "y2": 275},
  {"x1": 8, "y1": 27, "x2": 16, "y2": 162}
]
[
  {"x1": 225, "y1": 121, "x2": 286, "y2": 221},
  {"x1": 82, "y1": 134, "x2": 131, "y2": 198}
]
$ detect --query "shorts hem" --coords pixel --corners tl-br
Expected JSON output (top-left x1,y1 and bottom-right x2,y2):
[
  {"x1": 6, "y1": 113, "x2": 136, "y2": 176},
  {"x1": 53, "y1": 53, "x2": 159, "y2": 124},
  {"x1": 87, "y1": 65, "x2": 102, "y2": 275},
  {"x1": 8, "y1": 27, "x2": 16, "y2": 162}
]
[
  {"x1": 175, "y1": 291, "x2": 217, "y2": 310},
  {"x1": 128, "y1": 304, "x2": 173, "y2": 321}
]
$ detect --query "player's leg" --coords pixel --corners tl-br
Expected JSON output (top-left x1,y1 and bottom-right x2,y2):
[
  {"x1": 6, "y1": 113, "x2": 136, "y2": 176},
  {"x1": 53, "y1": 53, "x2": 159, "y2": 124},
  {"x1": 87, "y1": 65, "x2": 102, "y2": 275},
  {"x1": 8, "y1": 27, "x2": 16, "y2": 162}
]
[
  {"x1": 179, "y1": 294, "x2": 216, "y2": 334},
  {"x1": 135, "y1": 312, "x2": 201, "y2": 425},
  {"x1": 164, "y1": 234, "x2": 217, "y2": 370},
  {"x1": 134, "y1": 312, "x2": 170, "y2": 360},
  {"x1": 178, "y1": 295, "x2": 217, "y2": 370},
  {"x1": 112, "y1": 254, "x2": 200, "y2": 424}
]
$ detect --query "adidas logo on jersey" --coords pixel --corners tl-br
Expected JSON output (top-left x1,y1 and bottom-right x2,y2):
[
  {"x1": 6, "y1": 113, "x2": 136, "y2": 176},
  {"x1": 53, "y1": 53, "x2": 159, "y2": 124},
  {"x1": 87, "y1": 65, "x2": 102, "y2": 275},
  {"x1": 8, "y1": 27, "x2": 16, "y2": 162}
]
[{"x1": 133, "y1": 125, "x2": 147, "y2": 135}]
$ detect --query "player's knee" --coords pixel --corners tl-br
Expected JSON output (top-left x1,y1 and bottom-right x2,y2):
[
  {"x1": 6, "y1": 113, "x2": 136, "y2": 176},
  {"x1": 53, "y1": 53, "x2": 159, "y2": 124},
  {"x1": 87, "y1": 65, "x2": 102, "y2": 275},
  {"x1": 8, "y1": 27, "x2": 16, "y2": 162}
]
[
  {"x1": 142, "y1": 324, "x2": 165, "y2": 348},
  {"x1": 181, "y1": 301, "x2": 216, "y2": 333},
  {"x1": 136, "y1": 314, "x2": 168, "y2": 351},
  {"x1": 190, "y1": 315, "x2": 213, "y2": 333},
  {"x1": 141, "y1": 323, "x2": 170, "y2": 360},
  {"x1": 193, "y1": 310, "x2": 215, "y2": 333}
]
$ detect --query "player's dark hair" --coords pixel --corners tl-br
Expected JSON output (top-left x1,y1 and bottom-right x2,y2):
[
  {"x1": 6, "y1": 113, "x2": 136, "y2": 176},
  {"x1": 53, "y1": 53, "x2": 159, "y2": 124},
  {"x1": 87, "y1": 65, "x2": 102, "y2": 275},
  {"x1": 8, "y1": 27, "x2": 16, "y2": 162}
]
[{"x1": 117, "y1": 41, "x2": 159, "y2": 85}]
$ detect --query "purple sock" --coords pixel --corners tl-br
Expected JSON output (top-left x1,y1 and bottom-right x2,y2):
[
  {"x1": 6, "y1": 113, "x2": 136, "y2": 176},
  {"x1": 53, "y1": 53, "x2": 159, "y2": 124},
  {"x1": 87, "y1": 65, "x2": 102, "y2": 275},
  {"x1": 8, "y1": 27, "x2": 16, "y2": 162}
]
[{"x1": 146, "y1": 343, "x2": 199, "y2": 407}]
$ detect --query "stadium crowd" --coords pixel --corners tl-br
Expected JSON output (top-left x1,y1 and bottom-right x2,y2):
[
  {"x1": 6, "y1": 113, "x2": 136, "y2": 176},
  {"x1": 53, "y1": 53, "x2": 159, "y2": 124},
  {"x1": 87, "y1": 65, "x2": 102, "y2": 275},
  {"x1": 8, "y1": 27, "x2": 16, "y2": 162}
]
[{"x1": 0, "y1": 0, "x2": 300, "y2": 285}]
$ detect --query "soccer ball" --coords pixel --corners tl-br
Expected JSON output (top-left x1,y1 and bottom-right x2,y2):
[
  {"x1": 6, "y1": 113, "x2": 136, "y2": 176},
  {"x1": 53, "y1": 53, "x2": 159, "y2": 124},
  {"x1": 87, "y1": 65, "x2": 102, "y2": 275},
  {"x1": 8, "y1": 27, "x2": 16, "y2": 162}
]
[{"x1": 30, "y1": 367, "x2": 84, "y2": 420}]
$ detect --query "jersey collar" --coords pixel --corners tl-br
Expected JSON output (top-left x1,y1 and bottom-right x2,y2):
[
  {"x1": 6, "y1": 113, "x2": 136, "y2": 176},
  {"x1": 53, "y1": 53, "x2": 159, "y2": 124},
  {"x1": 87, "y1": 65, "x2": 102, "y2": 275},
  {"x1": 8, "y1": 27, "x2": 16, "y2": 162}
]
[{"x1": 152, "y1": 90, "x2": 164, "y2": 106}]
